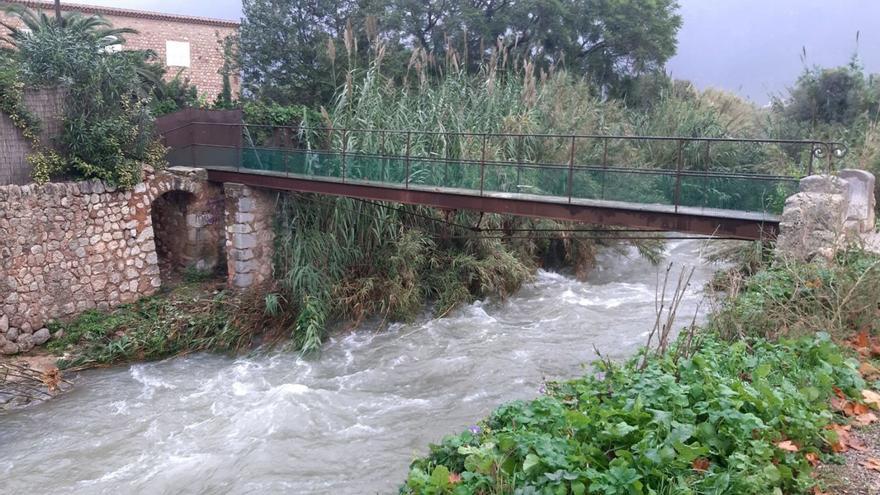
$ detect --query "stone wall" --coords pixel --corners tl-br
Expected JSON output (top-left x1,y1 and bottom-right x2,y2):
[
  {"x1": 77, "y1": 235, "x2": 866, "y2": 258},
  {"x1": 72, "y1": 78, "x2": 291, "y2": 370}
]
[
  {"x1": 777, "y1": 169, "x2": 876, "y2": 260},
  {"x1": 0, "y1": 88, "x2": 66, "y2": 186},
  {"x1": 0, "y1": 167, "x2": 224, "y2": 354}
]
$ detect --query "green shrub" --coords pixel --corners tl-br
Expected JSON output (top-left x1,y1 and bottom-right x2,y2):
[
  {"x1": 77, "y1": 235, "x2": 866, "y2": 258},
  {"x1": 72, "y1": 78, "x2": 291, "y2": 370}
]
[
  {"x1": 2, "y1": 6, "x2": 165, "y2": 187},
  {"x1": 712, "y1": 250, "x2": 880, "y2": 341},
  {"x1": 402, "y1": 334, "x2": 864, "y2": 495}
]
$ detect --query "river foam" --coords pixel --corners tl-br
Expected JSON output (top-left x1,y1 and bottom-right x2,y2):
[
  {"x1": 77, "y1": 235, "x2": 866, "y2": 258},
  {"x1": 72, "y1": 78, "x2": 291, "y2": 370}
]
[{"x1": 0, "y1": 239, "x2": 726, "y2": 494}]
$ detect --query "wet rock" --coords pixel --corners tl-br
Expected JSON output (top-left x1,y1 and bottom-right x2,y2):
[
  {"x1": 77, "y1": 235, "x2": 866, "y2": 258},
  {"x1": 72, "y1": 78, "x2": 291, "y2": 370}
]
[
  {"x1": 32, "y1": 328, "x2": 51, "y2": 346},
  {"x1": 6, "y1": 327, "x2": 19, "y2": 342}
]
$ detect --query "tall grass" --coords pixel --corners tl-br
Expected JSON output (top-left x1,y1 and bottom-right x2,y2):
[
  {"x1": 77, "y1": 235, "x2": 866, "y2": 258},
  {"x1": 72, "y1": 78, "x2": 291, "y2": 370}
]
[{"x1": 263, "y1": 40, "x2": 816, "y2": 354}]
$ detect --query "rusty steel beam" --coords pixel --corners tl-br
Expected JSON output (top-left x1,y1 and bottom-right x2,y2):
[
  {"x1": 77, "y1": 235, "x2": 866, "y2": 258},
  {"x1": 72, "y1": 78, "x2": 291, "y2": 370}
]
[{"x1": 206, "y1": 169, "x2": 778, "y2": 240}]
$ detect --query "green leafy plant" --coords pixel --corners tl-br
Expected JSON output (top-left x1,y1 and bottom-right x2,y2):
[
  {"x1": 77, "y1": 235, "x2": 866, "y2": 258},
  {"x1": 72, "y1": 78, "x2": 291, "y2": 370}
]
[
  {"x1": 402, "y1": 334, "x2": 865, "y2": 494},
  {"x1": 2, "y1": 5, "x2": 166, "y2": 187},
  {"x1": 0, "y1": 59, "x2": 41, "y2": 143}
]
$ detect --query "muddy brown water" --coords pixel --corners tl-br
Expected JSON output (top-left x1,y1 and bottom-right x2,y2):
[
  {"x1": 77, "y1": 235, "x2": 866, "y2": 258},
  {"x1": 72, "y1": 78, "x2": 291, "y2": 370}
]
[{"x1": 0, "y1": 240, "x2": 726, "y2": 494}]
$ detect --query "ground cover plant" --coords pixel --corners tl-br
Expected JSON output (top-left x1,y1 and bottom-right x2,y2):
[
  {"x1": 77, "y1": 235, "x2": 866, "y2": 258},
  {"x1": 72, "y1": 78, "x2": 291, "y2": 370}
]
[
  {"x1": 401, "y1": 334, "x2": 870, "y2": 495},
  {"x1": 45, "y1": 282, "x2": 278, "y2": 369},
  {"x1": 400, "y1": 250, "x2": 880, "y2": 494},
  {"x1": 711, "y1": 250, "x2": 880, "y2": 341}
]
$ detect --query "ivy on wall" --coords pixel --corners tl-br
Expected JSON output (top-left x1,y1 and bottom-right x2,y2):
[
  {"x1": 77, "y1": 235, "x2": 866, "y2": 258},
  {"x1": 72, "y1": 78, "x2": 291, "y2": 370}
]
[{"x1": 0, "y1": 65, "x2": 42, "y2": 145}]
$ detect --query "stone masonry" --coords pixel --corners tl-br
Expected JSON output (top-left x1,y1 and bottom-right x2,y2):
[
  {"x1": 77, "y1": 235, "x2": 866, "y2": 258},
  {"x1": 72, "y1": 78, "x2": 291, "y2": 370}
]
[
  {"x1": 776, "y1": 169, "x2": 876, "y2": 260},
  {"x1": 223, "y1": 183, "x2": 276, "y2": 289},
  {"x1": 0, "y1": 167, "x2": 224, "y2": 354}
]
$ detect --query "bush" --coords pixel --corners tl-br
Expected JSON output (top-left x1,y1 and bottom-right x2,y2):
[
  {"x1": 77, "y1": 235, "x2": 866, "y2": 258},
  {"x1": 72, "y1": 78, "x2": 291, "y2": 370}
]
[
  {"x1": 402, "y1": 334, "x2": 864, "y2": 494},
  {"x1": 2, "y1": 6, "x2": 165, "y2": 187},
  {"x1": 712, "y1": 250, "x2": 880, "y2": 341}
]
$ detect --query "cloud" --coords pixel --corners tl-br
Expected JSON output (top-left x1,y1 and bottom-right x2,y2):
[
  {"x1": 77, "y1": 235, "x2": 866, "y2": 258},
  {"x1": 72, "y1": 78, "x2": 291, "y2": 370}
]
[{"x1": 79, "y1": 0, "x2": 242, "y2": 22}]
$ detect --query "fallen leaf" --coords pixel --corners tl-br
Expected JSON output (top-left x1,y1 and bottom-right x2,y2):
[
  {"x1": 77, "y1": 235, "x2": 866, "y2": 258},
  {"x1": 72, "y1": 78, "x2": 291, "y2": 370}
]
[
  {"x1": 831, "y1": 395, "x2": 848, "y2": 412},
  {"x1": 855, "y1": 330, "x2": 871, "y2": 349},
  {"x1": 854, "y1": 411, "x2": 879, "y2": 426},
  {"x1": 692, "y1": 458, "x2": 710, "y2": 472},
  {"x1": 811, "y1": 487, "x2": 829, "y2": 495},
  {"x1": 862, "y1": 389, "x2": 880, "y2": 409},
  {"x1": 41, "y1": 367, "x2": 61, "y2": 392},
  {"x1": 871, "y1": 344, "x2": 880, "y2": 357},
  {"x1": 859, "y1": 458, "x2": 880, "y2": 472},
  {"x1": 805, "y1": 452, "x2": 820, "y2": 467},
  {"x1": 841, "y1": 400, "x2": 871, "y2": 417},
  {"x1": 776, "y1": 440, "x2": 800, "y2": 452},
  {"x1": 827, "y1": 424, "x2": 853, "y2": 453},
  {"x1": 859, "y1": 362, "x2": 880, "y2": 380},
  {"x1": 849, "y1": 435, "x2": 868, "y2": 452}
]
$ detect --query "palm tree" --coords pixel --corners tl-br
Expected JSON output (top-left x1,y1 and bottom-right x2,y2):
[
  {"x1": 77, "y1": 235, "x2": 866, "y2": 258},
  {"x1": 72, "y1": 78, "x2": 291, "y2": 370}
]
[
  {"x1": 0, "y1": 4, "x2": 162, "y2": 91},
  {"x1": 0, "y1": 4, "x2": 138, "y2": 50}
]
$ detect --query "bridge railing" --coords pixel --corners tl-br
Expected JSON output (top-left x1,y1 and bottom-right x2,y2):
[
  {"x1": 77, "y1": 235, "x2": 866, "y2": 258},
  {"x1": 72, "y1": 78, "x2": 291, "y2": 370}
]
[{"x1": 162, "y1": 122, "x2": 848, "y2": 215}]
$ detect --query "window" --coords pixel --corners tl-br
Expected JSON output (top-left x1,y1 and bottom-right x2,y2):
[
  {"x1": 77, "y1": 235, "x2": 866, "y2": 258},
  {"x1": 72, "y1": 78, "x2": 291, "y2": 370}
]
[{"x1": 166, "y1": 40, "x2": 191, "y2": 67}]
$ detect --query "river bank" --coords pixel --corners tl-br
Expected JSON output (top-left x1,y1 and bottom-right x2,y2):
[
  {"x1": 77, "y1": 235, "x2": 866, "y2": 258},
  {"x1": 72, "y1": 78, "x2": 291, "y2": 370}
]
[
  {"x1": 401, "y1": 249, "x2": 880, "y2": 494},
  {"x1": 0, "y1": 240, "x2": 717, "y2": 493}
]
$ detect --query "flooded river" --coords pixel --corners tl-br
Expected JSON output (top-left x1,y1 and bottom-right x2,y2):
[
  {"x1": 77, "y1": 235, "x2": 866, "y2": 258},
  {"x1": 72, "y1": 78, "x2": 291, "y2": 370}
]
[{"x1": 0, "y1": 240, "x2": 726, "y2": 494}]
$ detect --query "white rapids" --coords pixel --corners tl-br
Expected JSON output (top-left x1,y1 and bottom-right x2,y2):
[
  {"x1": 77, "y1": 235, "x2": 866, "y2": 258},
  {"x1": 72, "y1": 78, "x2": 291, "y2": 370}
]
[{"x1": 0, "y1": 239, "x2": 727, "y2": 494}]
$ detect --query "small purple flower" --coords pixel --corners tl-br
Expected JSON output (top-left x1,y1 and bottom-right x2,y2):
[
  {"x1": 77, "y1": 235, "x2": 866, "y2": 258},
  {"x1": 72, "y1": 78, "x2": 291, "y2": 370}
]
[
  {"x1": 539, "y1": 385, "x2": 547, "y2": 395},
  {"x1": 468, "y1": 425, "x2": 482, "y2": 435},
  {"x1": 595, "y1": 371, "x2": 606, "y2": 382}
]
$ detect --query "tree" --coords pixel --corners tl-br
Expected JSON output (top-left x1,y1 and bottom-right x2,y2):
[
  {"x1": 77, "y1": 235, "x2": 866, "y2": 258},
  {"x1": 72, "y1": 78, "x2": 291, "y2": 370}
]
[
  {"x1": 240, "y1": 0, "x2": 360, "y2": 105},
  {"x1": 781, "y1": 58, "x2": 880, "y2": 128},
  {"x1": 240, "y1": 0, "x2": 682, "y2": 105},
  {"x1": 366, "y1": 0, "x2": 682, "y2": 88}
]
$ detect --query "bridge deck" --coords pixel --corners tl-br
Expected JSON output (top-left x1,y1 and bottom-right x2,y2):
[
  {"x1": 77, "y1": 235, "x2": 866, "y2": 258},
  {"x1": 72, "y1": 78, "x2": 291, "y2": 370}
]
[{"x1": 205, "y1": 166, "x2": 780, "y2": 240}]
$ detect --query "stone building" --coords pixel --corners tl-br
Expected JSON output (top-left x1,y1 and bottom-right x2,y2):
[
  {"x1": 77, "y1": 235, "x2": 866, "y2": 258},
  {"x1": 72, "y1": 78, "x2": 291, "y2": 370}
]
[{"x1": 0, "y1": 0, "x2": 240, "y2": 99}]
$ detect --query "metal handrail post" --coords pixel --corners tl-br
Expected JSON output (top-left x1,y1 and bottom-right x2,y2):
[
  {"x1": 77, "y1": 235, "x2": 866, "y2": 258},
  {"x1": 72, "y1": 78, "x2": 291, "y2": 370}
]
[
  {"x1": 517, "y1": 134, "x2": 524, "y2": 192},
  {"x1": 567, "y1": 136, "x2": 576, "y2": 203},
  {"x1": 674, "y1": 139, "x2": 684, "y2": 212},
  {"x1": 405, "y1": 131, "x2": 411, "y2": 189},
  {"x1": 480, "y1": 134, "x2": 487, "y2": 196},
  {"x1": 601, "y1": 137, "x2": 608, "y2": 200},
  {"x1": 807, "y1": 144, "x2": 815, "y2": 177},
  {"x1": 341, "y1": 128, "x2": 348, "y2": 183},
  {"x1": 380, "y1": 130, "x2": 386, "y2": 182}
]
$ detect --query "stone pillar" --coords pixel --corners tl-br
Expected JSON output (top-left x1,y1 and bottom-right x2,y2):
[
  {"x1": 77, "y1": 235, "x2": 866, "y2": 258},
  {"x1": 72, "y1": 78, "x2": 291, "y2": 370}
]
[
  {"x1": 839, "y1": 169, "x2": 876, "y2": 233},
  {"x1": 224, "y1": 183, "x2": 276, "y2": 289},
  {"x1": 776, "y1": 170, "x2": 876, "y2": 260}
]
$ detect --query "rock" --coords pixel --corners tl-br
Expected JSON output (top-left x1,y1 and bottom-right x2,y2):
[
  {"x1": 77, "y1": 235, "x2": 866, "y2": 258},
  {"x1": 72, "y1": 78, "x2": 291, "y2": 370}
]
[
  {"x1": 6, "y1": 327, "x2": 19, "y2": 341},
  {"x1": 16, "y1": 334, "x2": 34, "y2": 352},
  {"x1": 800, "y1": 175, "x2": 850, "y2": 195},
  {"x1": 32, "y1": 328, "x2": 51, "y2": 345},
  {"x1": 0, "y1": 314, "x2": 7, "y2": 333},
  {"x1": 1, "y1": 342, "x2": 19, "y2": 355}
]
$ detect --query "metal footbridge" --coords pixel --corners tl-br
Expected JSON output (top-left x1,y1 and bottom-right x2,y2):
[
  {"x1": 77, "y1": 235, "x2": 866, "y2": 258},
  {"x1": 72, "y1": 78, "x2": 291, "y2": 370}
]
[{"x1": 159, "y1": 117, "x2": 846, "y2": 240}]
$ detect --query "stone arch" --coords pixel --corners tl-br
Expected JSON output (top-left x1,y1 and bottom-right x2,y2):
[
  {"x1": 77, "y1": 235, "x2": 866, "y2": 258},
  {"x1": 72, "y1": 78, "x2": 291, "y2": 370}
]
[{"x1": 145, "y1": 168, "x2": 225, "y2": 286}]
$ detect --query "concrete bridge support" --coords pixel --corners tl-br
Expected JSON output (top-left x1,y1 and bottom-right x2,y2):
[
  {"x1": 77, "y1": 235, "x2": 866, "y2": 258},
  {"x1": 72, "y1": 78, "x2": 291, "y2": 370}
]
[{"x1": 776, "y1": 169, "x2": 876, "y2": 260}]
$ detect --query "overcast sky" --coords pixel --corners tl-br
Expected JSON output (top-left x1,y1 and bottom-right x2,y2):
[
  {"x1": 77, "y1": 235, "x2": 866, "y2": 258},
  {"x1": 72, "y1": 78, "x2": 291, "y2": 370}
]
[{"x1": 79, "y1": 0, "x2": 880, "y2": 104}]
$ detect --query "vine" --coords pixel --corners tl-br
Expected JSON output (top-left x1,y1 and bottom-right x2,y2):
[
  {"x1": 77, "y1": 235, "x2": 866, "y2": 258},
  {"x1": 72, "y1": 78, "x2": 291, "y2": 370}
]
[{"x1": 0, "y1": 66, "x2": 42, "y2": 144}]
